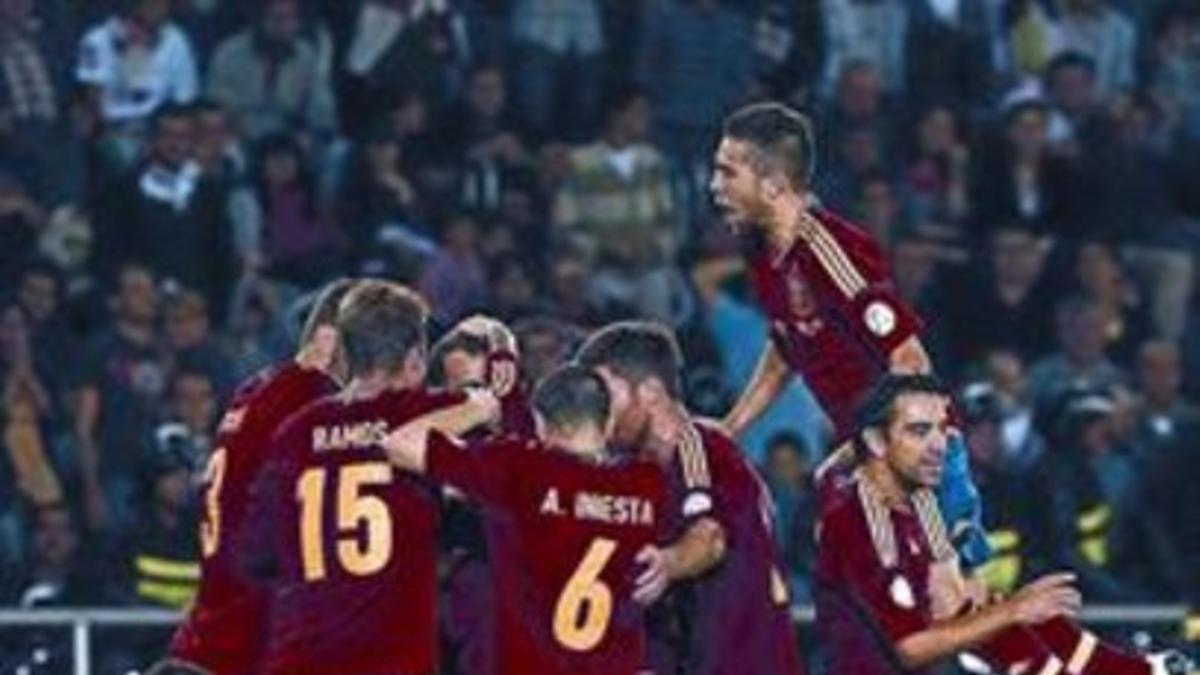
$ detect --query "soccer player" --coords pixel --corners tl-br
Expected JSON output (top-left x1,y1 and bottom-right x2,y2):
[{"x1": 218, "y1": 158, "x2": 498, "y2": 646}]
[
  {"x1": 575, "y1": 321, "x2": 805, "y2": 675},
  {"x1": 711, "y1": 101, "x2": 989, "y2": 567},
  {"x1": 164, "y1": 278, "x2": 356, "y2": 675},
  {"x1": 258, "y1": 281, "x2": 494, "y2": 675},
  {"x1": 815, "y1": 373, "x2": 1167, "y2": 675},
  {"x1": 383, "y1": 364, "x2": 667, "y2": 674}
]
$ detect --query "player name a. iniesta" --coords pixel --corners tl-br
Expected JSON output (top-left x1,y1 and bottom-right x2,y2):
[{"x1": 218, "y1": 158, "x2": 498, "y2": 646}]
[
  {"x1": 540, "y1": 488, "x2": 654, "y2": 526},
  {"x1": 312, "y1": 420, "x2": 389, "y2": 452}
]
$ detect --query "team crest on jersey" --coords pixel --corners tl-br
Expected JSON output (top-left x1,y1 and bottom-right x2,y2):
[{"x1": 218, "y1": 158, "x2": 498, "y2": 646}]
[
  {"x1": 890, "y1": 574, "x2": 916, "y2": 609},
  {"x1": 864, "y1": 301, "x2": 897, "y2": 337}
]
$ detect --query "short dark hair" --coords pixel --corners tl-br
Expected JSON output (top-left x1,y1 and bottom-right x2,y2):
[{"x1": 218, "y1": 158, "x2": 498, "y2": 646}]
[
  {"x1": 533, "y1": 364, "x2": 611, "y2": 432},
  {"x1": 427, "y1": 330, "x2": 490, "y2": 387},
  {"x1": 298, "y1": 278, "x2": 357, "y2": 347},
  {"x1": 722, "y1": 101, "x2": 817, "y2": 188},
  {"x1": 1045, "y1": 51, "x2": 1097, "y2": 81},
  {"x1": 337, "y1": 280, "x2": 428, "y2": 378},
  {"x1": 855, "y1": 374, "x2": 951, "y2": 434},
  {"x1": 574, "y1": 321, "x2": 683, "y2": 399}
]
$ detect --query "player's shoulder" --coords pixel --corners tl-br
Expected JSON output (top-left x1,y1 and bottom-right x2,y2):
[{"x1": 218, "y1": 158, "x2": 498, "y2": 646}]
[
  {"x1": 812, "y1": 207, "x2": 886, "y2": 261},
  {"x1": 816, "y1": 469, "x2": 867, "y2": 530}
]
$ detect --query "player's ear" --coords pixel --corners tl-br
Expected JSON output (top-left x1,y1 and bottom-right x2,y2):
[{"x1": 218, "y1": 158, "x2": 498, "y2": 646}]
[{"x1": 862, "y1": 428, "x2": 887, "y2": 459}]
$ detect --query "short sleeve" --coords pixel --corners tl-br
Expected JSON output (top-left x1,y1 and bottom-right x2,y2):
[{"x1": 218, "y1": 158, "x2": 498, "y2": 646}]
[{"x1": 674, "y1": 426, "x2": 716, "y2": 528}]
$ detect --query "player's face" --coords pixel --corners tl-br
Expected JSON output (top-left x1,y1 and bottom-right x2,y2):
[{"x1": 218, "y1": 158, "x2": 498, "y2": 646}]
[
  {"x1": 441, "y1": 349, "x2": 487, "y2": 390},
  {"x1": 591, "y1": 366, "x2": 650, "y2": 447},
  {"x1": 882, "y1": 393, "x2": 950, "y2": 489},
  {"x1": 711, "y1": 138, "x2": 768, "y2": 234}
]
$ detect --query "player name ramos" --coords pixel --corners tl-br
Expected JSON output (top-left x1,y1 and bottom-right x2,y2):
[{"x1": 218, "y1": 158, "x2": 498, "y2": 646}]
[
  {"x1": 539, "y1": 488, "x2": 655, "y2": 527},
  {"x1": 312, "y1": 420, "x2": 390, "y2": 452}
]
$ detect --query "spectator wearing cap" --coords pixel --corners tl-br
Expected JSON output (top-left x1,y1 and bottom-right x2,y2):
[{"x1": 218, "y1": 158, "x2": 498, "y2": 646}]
[
  {"x1": 1057, "y1": 0, "x2": 1137, "y2": 96},
  {"x1": 1027, "y1": 296, "x2": 1126, "y2": 412},
  {"x1": 120, "y1": 405, "x2": 204, "y2": 610},
  {"x1": 1030, "y1": 385, "x2": 1152, "y2": 602},
  {"x1": 206, "y1": 0, "x2": 337, "y2": 144},
  {"x1": 961, "y1": 381, "x2": 1047, "y2": 596}
]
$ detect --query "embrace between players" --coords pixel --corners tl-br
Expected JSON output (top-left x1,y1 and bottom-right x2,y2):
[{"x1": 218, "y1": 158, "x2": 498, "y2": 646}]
[{"x1": 156, "y1": 103, "x2": 1165, "y2": 675}]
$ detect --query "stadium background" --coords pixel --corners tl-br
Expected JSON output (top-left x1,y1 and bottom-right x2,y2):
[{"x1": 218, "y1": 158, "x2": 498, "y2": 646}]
[{"x1": 0, "y1": 0, "x2": 1198, "y2": 671}]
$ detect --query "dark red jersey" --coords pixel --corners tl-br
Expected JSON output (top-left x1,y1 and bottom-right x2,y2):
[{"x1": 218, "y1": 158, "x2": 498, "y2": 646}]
[
  {"x1": 169, "y1": 362, "x2": 336, "y2": 674},
  {"x1": 427, "y1": 432, "x2": 666, "y2": 675},
  {"x1": 652, "y1": 421, "x2": 805, "y2": 675},
  {"x1": 814, "y1": 470, "x2": 950, "y2": 675},
  {"x1": 261, "y1": 387, "x2": 464, "y2": 675},
  {"x1": 747, "y1": 208, "x2": 923, "y2": 441}
]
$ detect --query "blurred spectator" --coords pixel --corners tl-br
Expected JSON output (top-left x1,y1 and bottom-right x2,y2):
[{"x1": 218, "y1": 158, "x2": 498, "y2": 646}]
[
  {"x1": 749, "y1": 1, "x2": 825, "y2": 102},
  {"x1": 14, "y1": 260, "x2": 74, "y2": 410},
  {"x1": 438, "y1": 61, "x2": 530, "y2": 173},
  {"x1": 420, "y1": 213, "x2": 487, "y2": 327},
  {"x1": 513, "y1": 316, "x2": 576, "y2": 385},
  {"x1": 904, "y1": 0, "x2": 994, "y2": 108},
  {"x1": 165, "y1": 367, "x2": 217, "y2": 447},
  {"x1": 163, "y1": 290, "x2": 235, "y2": 402},
  {"x1": 1149, "y1": 4, "x2": 1200, "y2": 141},
  {"x1": 543, "y1": 247, "x2": 605, "y2": 328},
  {"x1": 635, "y1": 0, "x2": 754, "y2": 166},
  {"x1": 343, "y1": 0, "x2": 470, "y2": 114},
  {"x1": 100, "y1": 105, "x2": 236, "y2": 310},
  {"x1": 510, "y1": 0, "x2": 604, "y2": 140},
  {"x1": 1, "y1": 304, "x2": 61, "y2": 513},
  {"x1": 338, "y1": 122, "x2": 426, "y2": 263},
  {"x1": 3, "y1": 504, "x2": 115, "y2": 607},
  {"x1": 1043, "y1": 52, "x2": 1113, "y2": 152},
  {"x1": 1131, "y1": 339, "x2": 1198, "y2": 461},
  {"x1": 1057, "y1": 0, "x2": 1138, "y2": 95},
  {"x1": 123, "y1": 418, "x2": 202, "y2": 609},
  {"x1": 904, "y1": 103, "x2": 972, "y2": 227},
  {"x1": 206, "y1": 0, "x2": 337, "y2": 143},
  {"x1": 72, "y1": 262, "x2": 165, "y2": 533},
  {"x1": 552, "y1": 86, "x2": 679, "y2": 321},
  {"x1": 0, "y1": 170, "x2": 46, "y2": 285},
  {"x1": 961, "y1": 381, "x2": 1046, "y2": 595},
  {"x1": 1098, "y1": 91, "x2": 1197, "y2": 340},
  {"x1": 820, "y1": 0, "x2": 908, "y2": 94},
  {"x1": 1031, "y1": 387, "x2": 1154, "y2": 602},
  {"x1": 75, "y1": 0, "x2": 198, "y2": 165},
  {"x1": 252, "y1": 133, "x2": 347, "y2": 286},
  {"x1": 1027, "y1": 296, "x2": 1126, "y2": 411},
  {"x1": 816, "y1": 61, "x2": 900, "y2": 211},
  {"x1": 487, "y1": 254, "x2": 543, "y2": 321},
  {"x1": 991, "y1": 0, "x2": 1065, "y2": 85},
  {"x1": 972, "y1": 100, "x2": 1091, "y2": 240},
  {"x1": 191, "y1": 100, "x2": 263, "y2": 281},
  {"x1": 984, "y1": 349, "x2": 1048, "y2": 470},
  {"x1": 853, "y1": 170, "x2": 907, "y2": 246},
  {"x1": 225, "y1": 278, "x2": 290, "y2": 382},
  {"x1": 761, "y1": 432, "x2": 817, "y2": 604},
  {"x1": 1071, "y1": 240, "x2": 1152, "y2": 365}
]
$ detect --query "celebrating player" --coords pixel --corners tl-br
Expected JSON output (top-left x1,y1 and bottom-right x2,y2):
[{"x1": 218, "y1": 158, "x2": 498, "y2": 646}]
[
  {"x1": 257, "y1": 281, "x2": 494, "y2": 675},
  {"x1": 164, "y1": 278, "x2": 356, "y2": 675},
  {"x1": 575, "y1": 321, "x2": 805, "y2": 675},
  {"x1": 383, "y1": 364, "x2": 666, "y2": 674},
  {"x1": 815, "y1": 374, "x2": 1169, "y2": 675},
  {"x1": 711, "y1": 101, "x2": 989, "y2": 567}
]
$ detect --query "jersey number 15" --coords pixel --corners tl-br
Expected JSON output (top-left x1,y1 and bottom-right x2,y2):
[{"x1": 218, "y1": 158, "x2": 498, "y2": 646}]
[{"x1": 295, "y1": 462, "x2": 394, "y2": 581}]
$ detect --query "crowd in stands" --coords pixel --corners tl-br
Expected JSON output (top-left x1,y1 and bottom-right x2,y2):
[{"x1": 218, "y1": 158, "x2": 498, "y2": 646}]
[{"x1": 0, "y1": 0, "x2": 1198, "y2": 670}]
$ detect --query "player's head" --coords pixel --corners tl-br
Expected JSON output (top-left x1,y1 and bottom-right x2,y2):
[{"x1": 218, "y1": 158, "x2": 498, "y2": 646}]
[
  {"x1": 532, "y1": 364, "x2": 612, "y2": 457},
  {"x1": 297, "y1": 277, "x2": 357, "y2": 377},
  {"x1": 712, "y1": 102, "x2": 816, "y2": 234},
  {"x1": 855, "y1": 374, "x2": 951, "y2": 490},
  {"x1": 427, "y1": 329, "x2": 490, "y2": 390},
  {"x1": 337, "y1": 280, "x2": 429, "y2": 384},
  {"x1": 574, "y1": 321, "x2": 683, "y2": 446}
]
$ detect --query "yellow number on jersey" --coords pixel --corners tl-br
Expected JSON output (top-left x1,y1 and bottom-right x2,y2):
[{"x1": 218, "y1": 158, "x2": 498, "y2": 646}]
[
  {"x1": 553, "y1": 537, "x2": 617, "y2": 652},
  {"x1": 296, "y1": 462, "x2": 395, "y2": 582},
  {"x1": 199, "y1": 447, "x2": 228, "y2": 558}
]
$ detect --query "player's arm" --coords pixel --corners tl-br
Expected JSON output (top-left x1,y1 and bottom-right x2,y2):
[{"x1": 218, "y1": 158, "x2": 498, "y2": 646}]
[
  {"x1": 380, "y1": 389, "x2": 500, "y2": 474},
  {"x1": 894, "y1": 573, "x2": 1082, "y2": 669},
  {"x1": 722, "y1": 340, "x2": 790, "y2": 438},
  {"x1": 633, "y1": 516, "x2": 726, "y2": 606}
]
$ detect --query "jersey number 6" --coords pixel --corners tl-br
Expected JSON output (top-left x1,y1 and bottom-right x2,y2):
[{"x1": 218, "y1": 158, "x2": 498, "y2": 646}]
[{"x1": 553, "y1": 537, "x2": 618, "y2": 652}]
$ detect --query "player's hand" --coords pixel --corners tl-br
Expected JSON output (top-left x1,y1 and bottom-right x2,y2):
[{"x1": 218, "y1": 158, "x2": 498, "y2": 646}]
[
  {"x1": 1006, "y1": 573, "x2": 1082, "y2": 625},
  {"x1": 464, "y1": 386, "x2": 502, "y2": 424},
  {"x1": 633, "y1": 545, "x2": 675, "y2": 606}
]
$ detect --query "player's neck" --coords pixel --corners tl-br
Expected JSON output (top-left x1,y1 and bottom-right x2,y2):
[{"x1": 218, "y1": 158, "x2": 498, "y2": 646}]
[
  {"x1": 343, "y1": 370, "x2": 413, "y2": 399},
  {"x1": 764, "y1": 192, "x2": 813, "y2": 258},
  {"x1": 546, "y1": 428, "x2": 608, "y2": 463},
  {"x1": 862, "y1": 460, "x2": 914, "y2": 513}
]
